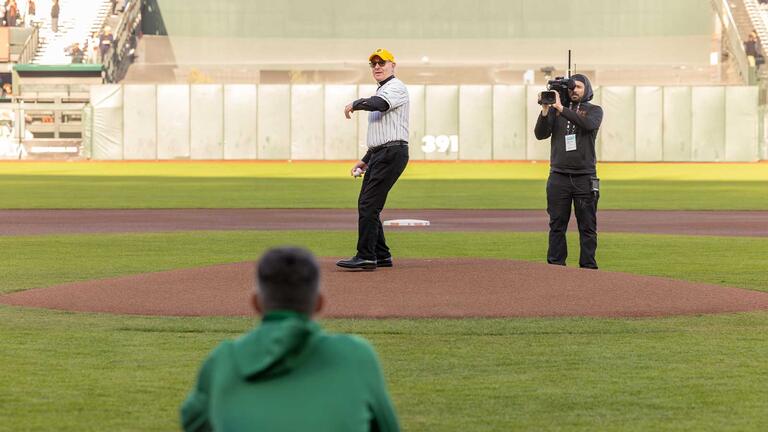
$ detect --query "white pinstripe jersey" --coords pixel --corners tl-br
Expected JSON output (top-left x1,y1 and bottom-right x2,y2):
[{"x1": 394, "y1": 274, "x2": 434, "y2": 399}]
[{"x1": 366, "y1": 77, "x2": 409, "y2": 148}]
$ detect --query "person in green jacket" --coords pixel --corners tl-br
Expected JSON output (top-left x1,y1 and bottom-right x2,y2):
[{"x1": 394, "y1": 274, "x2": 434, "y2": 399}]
[{"x1": 180, "y1": 246, "x2": 400, "y2": 432}]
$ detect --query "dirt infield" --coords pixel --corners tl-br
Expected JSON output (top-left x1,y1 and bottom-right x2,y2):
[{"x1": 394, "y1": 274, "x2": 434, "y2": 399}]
[
  {"x1": 3, "y1": 258, "x2": 768, "y2": 318},
  {"x1": 1, "y1": 209, "x2": 767, "y2": 237},
  {"x1": 2, "y1": 209, "x2": 766, "y2": 318}
]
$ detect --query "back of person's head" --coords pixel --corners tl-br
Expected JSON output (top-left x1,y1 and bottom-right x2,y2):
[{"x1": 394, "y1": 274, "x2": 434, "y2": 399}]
[{"x1": 256, "y1": 247, "x2": 320, "y2": 315}]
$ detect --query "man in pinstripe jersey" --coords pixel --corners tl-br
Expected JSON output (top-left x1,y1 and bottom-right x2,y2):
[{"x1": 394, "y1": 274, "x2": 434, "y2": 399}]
[{"x1": 337, "y1": 48, "x2": 410, "y2": 270}]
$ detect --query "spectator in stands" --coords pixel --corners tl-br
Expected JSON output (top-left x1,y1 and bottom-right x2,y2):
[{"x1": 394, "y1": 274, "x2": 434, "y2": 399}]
[
  {"x1": 25, "y1": 0, "x2": 34, "y2": 26},
  {"x1": 50, "y1": 0, "x2": 58, "y2": 33},
  {"x1": 87, "y1": 31, "x2": 99, "y2": 63},
  {"x1": 745, "y1": 31, "x2": 765, "y2": 69},
  {"x1": 5, "y1": 0, "x2": 18, "y2": 27},
  {"x1": 68, "y1": 42, "x2": 84, "y2": 64},
  {"x1": 745, "y1": 31, "x2": 759, "y2": 57},
  {"x1": 110, "y1": 0, "x2": 116, "y2": 15},
  {"x1": 100, "y1": 26, "x2": 114, "y2": 62},
  {"x1": 0, "y1": 3, "x2": 6, "y2": 26},
  {"x1": 180, "y1": 246, "x2": 400, "y2": 432},
  {"x1": 2, "y1": 82, "x2": 12, "y2": 98},
  {"x1": 83, "y1": 38, "x2": 93, "y2": 64}
]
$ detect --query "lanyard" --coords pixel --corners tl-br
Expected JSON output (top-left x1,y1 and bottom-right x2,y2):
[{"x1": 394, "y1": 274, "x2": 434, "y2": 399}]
[{"x1": 565, "y1": 102, "x2": 580, "y2": 135}]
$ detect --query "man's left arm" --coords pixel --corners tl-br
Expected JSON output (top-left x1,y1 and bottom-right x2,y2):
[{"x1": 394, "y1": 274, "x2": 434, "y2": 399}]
[{"x1": 559, "y1": 105, "x2": 603, "y2": 131}]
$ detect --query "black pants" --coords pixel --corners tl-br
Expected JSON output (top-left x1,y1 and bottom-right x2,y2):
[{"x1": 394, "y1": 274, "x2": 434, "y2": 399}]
[
  {"x1": 546, "y1": 172, "x2": 599, "y2": 269},
  {"x1": 356, "y1": 145, "x2": 409, "y2": 260}
]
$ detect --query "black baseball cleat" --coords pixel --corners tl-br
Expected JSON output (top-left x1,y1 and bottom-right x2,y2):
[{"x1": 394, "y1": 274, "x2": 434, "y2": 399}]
[
  {"x1": 336, "y1": 256, "x2": 377, "y2": 270},
  {"x1": 376, "y1": 256, "x2": 393, "y2": 268}
]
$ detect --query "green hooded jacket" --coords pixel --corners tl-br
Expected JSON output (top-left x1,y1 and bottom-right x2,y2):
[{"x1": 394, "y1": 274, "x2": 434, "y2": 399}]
[{"x1": 180, "y1": 311, "x2": 400, "y2": 432}]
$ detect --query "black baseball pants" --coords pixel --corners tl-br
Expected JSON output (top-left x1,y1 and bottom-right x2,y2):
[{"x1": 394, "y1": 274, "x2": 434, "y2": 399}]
[
  {"x1": 356, "y1": 145, "x2": 409, "y2": 261},
  {"x1": 546, "y1": 172, "x2": 599, "y2": 269}
]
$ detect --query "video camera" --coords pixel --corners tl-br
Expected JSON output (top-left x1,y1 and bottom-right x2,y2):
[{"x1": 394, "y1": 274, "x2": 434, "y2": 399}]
[
  {"x1": 538, "y1": 50, "x2": 575, "y2": 106},
  {"x1": 538, "y1": 77, "x2": 575, "y2": 106}
]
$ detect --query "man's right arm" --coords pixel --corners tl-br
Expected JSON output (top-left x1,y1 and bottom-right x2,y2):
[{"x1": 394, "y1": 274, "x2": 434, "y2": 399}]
[
  {"x1": 180, "y1": 352, "x2": 218, "y2": 432},
  {"x1": 534, "y1": 106, "x2": 554, "y2": 140},
  {"x1": 353, "y1": 96, "x2": 390, "y2": 112}
]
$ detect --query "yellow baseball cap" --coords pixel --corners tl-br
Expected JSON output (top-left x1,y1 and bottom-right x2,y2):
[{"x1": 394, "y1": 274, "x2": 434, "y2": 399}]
[{"x1": 368, "y1": 48, "x2": 395, "y2": 63}]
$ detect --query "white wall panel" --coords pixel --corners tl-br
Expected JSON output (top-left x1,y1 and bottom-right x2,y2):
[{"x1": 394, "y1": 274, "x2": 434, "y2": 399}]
[
  {"x1": 257, "y1": 85, "x2": 290, "y2": 159},
  {"x1": 90, "y1": 85, "x2": 123, "y2": 160},
  {"x1": 635, "y1": 86, "x2": 663, "y2": 161},
  {"x1": 459, "y1": 85, "x2": 492, "y2": 160},
  {"x1": 725, "y1": 86, "x2": 759, "y2": 161},
  {"x1": 190, "y1": 85, "x2": 224, "y2": 159},
  {"x1": 157, "y1": 85, "x2": 190, "y2": 159},
  {"x1": 324, "y1": 85, "x2": 357, "y2": 160},
  {"x1": 492, "y1": 85, "x2": 526, "y2": 160},
  {"x1": 662, "y1": 87, "x2": 692, "y2": 161},
  {"x1": 224, "y1": 84, "x2": 257, "y2": 159},
  {"x1": 691, "y1": 87, "x2": 725, "y2": 161},
  {"x1": 407, "y1": 85, "x2": 426, "y2": 161},
  {"x1": 600, "y1": 87, "x2": 635, "y2": 161},
  {"x1": 424, "y1": 85, "x2": 458, "y2": 160},
  {"x1": 291, "y1": 85, "x2": 324, "y2": 160},
  {"x1": 123, "y1": 85, "x2": 157, "y2": 160}
]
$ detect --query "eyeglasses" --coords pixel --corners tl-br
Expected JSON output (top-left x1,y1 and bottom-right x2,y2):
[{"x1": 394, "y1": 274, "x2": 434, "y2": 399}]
[{"x1": 369, "y1": 60, "x2": 388, "y2": 68}]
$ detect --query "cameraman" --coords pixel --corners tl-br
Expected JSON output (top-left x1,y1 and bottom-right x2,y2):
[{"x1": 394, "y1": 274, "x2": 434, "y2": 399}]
[{"x1": 534, "y1": 74, "x2": 603, "y2": 269}]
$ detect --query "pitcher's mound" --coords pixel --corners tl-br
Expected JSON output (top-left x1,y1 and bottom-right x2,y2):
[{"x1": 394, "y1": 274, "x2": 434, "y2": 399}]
[{"x1": 2, "y1": 258, "x2": 768, "y2": 318}]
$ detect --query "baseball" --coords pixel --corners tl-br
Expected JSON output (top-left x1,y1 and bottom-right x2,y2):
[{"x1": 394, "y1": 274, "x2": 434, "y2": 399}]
[{"x1": 352, "y1": 168, "x2": 363, "y2": 177}]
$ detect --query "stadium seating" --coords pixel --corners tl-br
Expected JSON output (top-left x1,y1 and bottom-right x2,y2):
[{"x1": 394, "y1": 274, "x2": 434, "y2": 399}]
[{"x1": 32, "y1": 0, "x2": 111, "y2": 64}]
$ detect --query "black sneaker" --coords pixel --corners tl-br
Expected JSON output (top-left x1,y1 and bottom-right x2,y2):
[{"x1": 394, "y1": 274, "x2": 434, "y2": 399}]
[
  {"x1": 376, "y1": 256, "x2": 393, "y2": 267},
  {"x1": 336, "y1": 256, "x2": 377, "y2": 270}
]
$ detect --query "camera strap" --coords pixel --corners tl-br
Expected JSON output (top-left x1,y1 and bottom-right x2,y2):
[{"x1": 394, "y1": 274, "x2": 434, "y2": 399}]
[{"x1": 566, "y1": 102, "x2": 580, "y2": 134}]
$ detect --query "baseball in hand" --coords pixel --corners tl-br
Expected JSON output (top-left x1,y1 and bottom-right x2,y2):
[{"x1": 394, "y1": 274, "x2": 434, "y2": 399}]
[{"x1": 352, "y1": 168, "x2": 363, "y2": 178}]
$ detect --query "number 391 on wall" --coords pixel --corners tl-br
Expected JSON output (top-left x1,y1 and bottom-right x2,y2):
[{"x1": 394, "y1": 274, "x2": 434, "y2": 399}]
[{"x1": 421, "y1": 135, "x2": 459, "y2": 153}]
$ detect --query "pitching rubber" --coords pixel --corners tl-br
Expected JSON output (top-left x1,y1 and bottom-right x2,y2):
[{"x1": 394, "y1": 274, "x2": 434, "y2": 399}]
[{"x1": 382, "y1": 219, "x2": 430, "y2": 227}]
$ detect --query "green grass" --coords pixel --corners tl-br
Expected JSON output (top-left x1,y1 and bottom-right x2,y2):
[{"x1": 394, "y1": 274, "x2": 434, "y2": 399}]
[
  {"x1": 1, "y1": 176, "x2": 767, "y2": 209},
  {"x1": 1, "y1": 162, "x2": 766, "y2": 209},
  {"x1": 2, "y1": 161, "x2": 767, "y2": 181},
  {"x1": 1, "y1": 230, "x2": 767, "y2": 429},
  {"x1": 1, "y1": 161, "x2": 767, "y2": 431},
  {"x1": 2, "y1": 307, "x2": 768, "y2": 431},
  {"x1": 1, "y1": 230, "x2": 766, "y2": 294}
]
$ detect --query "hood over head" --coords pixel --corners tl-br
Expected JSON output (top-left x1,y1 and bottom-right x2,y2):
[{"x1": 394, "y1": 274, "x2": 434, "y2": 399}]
[
  {"x1": 233, "y1": 311, "x2": 320, "y2": 381},
  {"x1": 570, "y1": 74, "x2": 594, "y2": 103}
]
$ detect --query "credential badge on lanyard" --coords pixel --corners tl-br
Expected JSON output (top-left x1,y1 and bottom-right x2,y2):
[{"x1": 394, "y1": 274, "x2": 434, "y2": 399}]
[{"x1": 565, "y1": 102, "x2": 580, "y2": 152}]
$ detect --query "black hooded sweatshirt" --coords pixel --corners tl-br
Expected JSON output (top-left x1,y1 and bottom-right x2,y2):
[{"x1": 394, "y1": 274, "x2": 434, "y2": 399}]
[{"x1": 534, "y1": 74, "x2": 603, "y2": 175}]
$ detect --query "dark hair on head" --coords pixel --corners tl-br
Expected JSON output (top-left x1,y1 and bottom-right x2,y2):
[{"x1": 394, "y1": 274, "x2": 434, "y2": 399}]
[{"x1": 256, "y1": 247, "x2": 320, "y2": 315}]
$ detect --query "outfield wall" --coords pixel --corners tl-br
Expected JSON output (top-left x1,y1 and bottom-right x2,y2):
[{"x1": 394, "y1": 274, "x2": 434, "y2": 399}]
[{"x1": 89, "y1": 84, "x2": 762, "y2": 162}]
